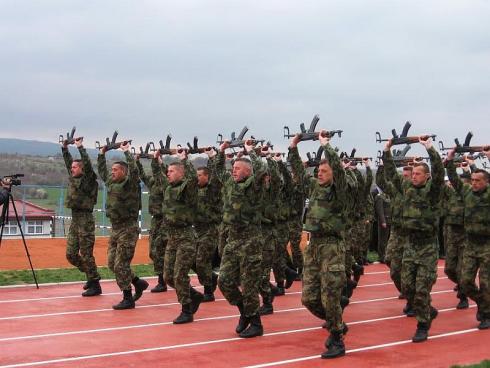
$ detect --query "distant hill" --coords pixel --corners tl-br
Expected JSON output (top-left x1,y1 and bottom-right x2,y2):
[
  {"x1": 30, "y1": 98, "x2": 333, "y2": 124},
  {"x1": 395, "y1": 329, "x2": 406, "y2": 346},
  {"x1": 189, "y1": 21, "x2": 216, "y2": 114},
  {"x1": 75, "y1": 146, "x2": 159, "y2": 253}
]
[{"x1": 0, "y1": 138, "x2": 123, "y2": 158}]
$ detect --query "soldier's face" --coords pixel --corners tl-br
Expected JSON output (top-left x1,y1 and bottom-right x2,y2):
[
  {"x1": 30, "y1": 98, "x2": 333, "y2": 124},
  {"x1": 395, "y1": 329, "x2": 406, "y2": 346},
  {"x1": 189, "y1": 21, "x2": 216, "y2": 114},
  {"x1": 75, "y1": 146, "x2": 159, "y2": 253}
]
[
  {"x1": 317, "y1": 163, "x2": 333, "y2": 185},
  {"x1": 71, "y1": 162, "x2": 83, "y2": 178},
  {"x1": 402, "y1": 168, "x2": 412, "y2": 181},
  {"x1": 197, "y1": 170, "x2": 209, "y2": 187},
  {"x1": 167, "y1": 165, "x2": 184, "y2": 184},
  {"x1": 471, "y1": 172, "x2": 488, "y2": 192},
  {"x1": 111, "y1": 164, "x2": 127, "y2": 182},
  {"x1": 232, "y1": 161, "x2": 251, "y2": 182},
  {"x1": 411, "y1": 166, "x2": 429, "y2": 187}
]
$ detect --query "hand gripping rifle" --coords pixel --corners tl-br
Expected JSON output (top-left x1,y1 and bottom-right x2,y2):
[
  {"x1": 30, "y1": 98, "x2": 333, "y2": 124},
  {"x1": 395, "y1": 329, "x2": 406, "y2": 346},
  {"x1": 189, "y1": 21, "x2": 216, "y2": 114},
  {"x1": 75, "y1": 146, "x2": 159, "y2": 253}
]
[
  {"x1": 96, "y1": 131, "x2": 132, "y2": 152},
  {"x1": 439, "y1": 132, "x2": 489, "y2": 154},
  {"x1": 59, "y1": 126, "x2": 83, "y2": 145},
  {"x1": 283, "y1": 114, "x2": 342, "y2": 142},
  {"x1": 376, "y1": 121, "x2": 436, "y2": 146},
  {"x1": 305, "y1": 146, "x2": 325, "y2": 167},
  {"x1": 186, "y1": 137, "x2": 217, "y2": 154},
  {"x1": 340, "y1": 148, "x2": 372, "y2": 166},
  {"x1": 216, "y1": 126, "x2": 265, "y2": 149}
]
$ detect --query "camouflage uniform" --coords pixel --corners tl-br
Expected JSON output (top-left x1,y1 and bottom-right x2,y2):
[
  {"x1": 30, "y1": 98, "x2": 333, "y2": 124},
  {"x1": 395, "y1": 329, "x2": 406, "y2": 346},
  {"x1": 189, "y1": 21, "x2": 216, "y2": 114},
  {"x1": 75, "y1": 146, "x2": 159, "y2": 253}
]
[
  {"x1": 160, "y1": 160, "x2": 198, "y2": 306},
  {"x1": 447, "y1": 162, "x2": 490, "y2": 322},
  {"x1": 194, "y1": 157, "x2": 222, "y2": 293},
  {"x1": 385, "y1": 147, "x2": 444, "y2": 325},
  {"x1": 289, "y1": 144, "x2": 347, "y2": 334},
  {"x1": 98, "y1": 151, "x2": 142, "y2": 291},
  {"x1": 374, "y1": 190, "x2": 391, "y2": 262},
  {"x1": 136, "y1": 159, "x2": 167, "y2": 277},
  {"x1": 216, "y1": 151, "x2": 265, "y2": 318},
  {"x1": 351, "y1": 167, "x2": 373, "y2": 264},
  {"x1": 62, "y1": 146, "x2": 99, "y2": 282},
  {"x1": 441, "y1": 184, "x2": 465, "y2": 289},
  {"x1": 343, "y1": 170, "x2": 358, "y2": 279}
]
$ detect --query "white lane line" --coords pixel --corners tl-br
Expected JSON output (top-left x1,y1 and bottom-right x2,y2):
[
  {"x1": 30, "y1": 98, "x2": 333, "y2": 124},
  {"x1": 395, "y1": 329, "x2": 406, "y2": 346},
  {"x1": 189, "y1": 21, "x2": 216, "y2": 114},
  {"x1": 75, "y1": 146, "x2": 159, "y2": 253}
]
[
  {"x1": 0, "y1": 308, "x2": 478, "y2": 368},
  {"x1": 0, "y1": 295, "x2": 473, "y2": 343},
  {"x1": 357, "y1": 276, "x2": 448, "y2": 289},
  {"x1": 243, "y1": 328, "x2": 480, "y2": 368}
]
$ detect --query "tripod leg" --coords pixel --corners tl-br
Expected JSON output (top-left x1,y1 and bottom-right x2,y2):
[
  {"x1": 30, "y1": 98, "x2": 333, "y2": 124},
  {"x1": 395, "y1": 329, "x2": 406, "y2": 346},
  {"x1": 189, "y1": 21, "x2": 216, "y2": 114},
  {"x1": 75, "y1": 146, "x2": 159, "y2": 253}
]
[{"x1": 9, "y1": 195, "x2": 39, "y2": 289}]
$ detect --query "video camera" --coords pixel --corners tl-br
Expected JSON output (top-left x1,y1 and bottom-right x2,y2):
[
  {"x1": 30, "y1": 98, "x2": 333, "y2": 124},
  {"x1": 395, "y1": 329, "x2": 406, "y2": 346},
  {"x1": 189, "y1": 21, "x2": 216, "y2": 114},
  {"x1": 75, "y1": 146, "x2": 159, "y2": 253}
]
[{"x1": 1, "y1": 174, "x2": 24, "y2": 187}]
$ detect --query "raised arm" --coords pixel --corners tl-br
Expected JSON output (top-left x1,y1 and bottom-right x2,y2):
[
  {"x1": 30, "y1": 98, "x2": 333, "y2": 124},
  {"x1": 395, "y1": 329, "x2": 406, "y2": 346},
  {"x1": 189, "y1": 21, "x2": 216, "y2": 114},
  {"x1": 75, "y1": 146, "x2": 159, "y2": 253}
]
[
  {"x1": 97, "y1": 152, "x2": 109, "y2": 184},
  {"x1": 136, "y1": 159, "x2": 151, "y2": 188},
  {"x1": 383, "y1": 149, "x2": 403, "y2": 194},
  {"x1": 61, "y1": 145, "x2": 73, "y2": 175},
  {"x1": 323, "y1": 142, "x2": 347, "y2": 203}
]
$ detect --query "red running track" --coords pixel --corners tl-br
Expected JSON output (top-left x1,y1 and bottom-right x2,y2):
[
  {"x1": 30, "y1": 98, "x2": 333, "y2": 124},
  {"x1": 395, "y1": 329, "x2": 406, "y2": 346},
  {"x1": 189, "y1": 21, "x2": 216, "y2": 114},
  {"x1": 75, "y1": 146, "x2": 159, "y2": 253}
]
[{"x1": 0, "y1": 261, "x2": 488, "y2": 368}]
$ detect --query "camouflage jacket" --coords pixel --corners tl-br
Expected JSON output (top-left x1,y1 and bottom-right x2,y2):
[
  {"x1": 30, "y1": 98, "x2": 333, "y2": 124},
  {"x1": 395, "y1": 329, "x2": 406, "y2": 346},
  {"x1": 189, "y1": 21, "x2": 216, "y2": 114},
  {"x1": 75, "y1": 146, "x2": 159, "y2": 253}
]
[
  {"x1": 158, "y1": 160, "x2": 197, "y2": 228},
  {"x1": 97, "y1": 151, "x2": 141, "y2": 224},
  {"x1": 378, "y1": 162, "x2": 403, "y2": 227},
  {"x1": 442, "y1": 184, "x2": 464, "y2": 226},
  {"x1": 352, "y1": 167, "x2": 373, "y2": 220},
  {"x1": 195, "y1": 157, "x2": 223, "y2": 226},
  {"x1": 215, "y1": 150, "x2": 266, "y2": 227},
  {"x1": 289, "y1": 144, "x2": 347, "y2": 237},
  {"x1": 62, "y1": 146, "x2": 98, "y2": 211},
  {"x1": 384, "y1": 147, "x2": 444, "y2": 236},
  {"x1": 260, "y1": 158, "x2": 281, "y2": 225},
  {"x1": 279, "y1": 160, "x2": 306, "y2": 222},
  {"x1": 374, "y1": 192, "x2": 391, "y2": 225},
  {"x1": 136, "y1": 159, "x2": 166, "y2": 217},
  {"x1": 447, "y1": 161, "x2": 490, "y2": 236},
  {"x1": 343, "y1": 169, "x2": 359, "y2": 229}
]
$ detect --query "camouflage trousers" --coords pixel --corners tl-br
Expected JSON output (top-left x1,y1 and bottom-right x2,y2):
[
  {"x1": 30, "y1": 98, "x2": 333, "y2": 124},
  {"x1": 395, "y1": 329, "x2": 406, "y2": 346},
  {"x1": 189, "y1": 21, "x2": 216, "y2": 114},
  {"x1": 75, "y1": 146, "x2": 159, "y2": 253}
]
[
  {"x1": 351, "y1": 218, "x2": 371, "y2": 263},
  {"x1": 259, "y1": 225, "x2": 276, "y2": 300},
  {"x1": 443, "y1": 224, "x2": 465, "y2": 286},
  {"x1": 164, "y1": 226, "x2": 197, "y2": 306},
  {"x1": 149, "y1": 215, "x2": 167, "y2": 275},
  {"x1": 401, "y1": 234, "x2": 438, "y2": 324},
  {"x1": 66, "y1": 211, "x2": 100, "y2": 281},
  {"x1": 288, "y1": 219, "x2": 304, "y2": 270},
  {"x1": 272, "y1": 221, "x2": 290, "y2": 284},
  {"x1": 343, "y1": 227, "x2": 355, "y2": 278},
  {"x1": 377, "y1": 223, "x2": 391, "y2": 263},
  {"x1": 218, "y1": 225, "x2": 262, "y2": 317},
  {"x1": 385, "y1": 225, "x2": 405, "y2": 293},
  {"x1": 302, "y1": 234, "x2": 346, "y2": 333},
  {"x1": 460, "y1": 235, "x2": 490, "y2": 318},
  {"x1": 217, "y1": 222, "x2": 230, "y2": 257},
  {"x1": 194, "y1": 224, "x2": 219, "y2": 288},
  {"x1": 107, "y1": 221, "x2": 139, "y2": 291}
]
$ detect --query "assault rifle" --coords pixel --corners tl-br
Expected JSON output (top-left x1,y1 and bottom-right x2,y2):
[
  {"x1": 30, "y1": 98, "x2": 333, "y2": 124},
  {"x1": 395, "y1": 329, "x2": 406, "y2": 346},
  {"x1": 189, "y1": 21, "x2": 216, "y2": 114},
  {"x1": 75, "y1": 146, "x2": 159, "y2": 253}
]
[
  {"x1": 304, "y1": 146, "x2": 325, "y2": 167},
  {"x1": 439, "y1": 132, "x2": 489, "y2": 154},
  {"x1": 157, "y1": 135, "x2": 187, "y2": 155},
  {"x1": 186, "y1": 137, "x2": 216, "y2": 154},
  {"x1": 283, "y1": 114, "x2": 342, "y2": 142},
  {"x1": 216, "y1": 126, "x2": 265, "y2": 149},
  {"x1": 131, "y1": 142, "x2": 156, "y2": 159},
  {"x1": 376, "y1": 121, "x2": 436, "y2": 146},
  {"x1": 96, "y1": 131, "x2": 132, "y2": 152},
  {"x1": 340, "y1": 149, "x2": 372, "y2": 166},
  {"x1": 59, "y1": 126, "x2": 82, "y2": 145}
]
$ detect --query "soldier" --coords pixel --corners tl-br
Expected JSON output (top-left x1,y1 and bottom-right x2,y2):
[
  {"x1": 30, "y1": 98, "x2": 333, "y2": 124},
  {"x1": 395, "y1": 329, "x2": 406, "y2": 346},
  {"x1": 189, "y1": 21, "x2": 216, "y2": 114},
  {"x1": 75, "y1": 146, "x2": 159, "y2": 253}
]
[
  {"x1": 135, "y1": 154, "x2": 167, "y2": 293},
  {"x1": 61, "y1": 137, "x2": 101, "y2": 297},
  {"x1": 97, "y1": 142, "x2": 149, "y2": 309},
  {"x1": 193, "y1": 148, "x2": 222, "y2": 302},
  {"x1": 156, "y1": 149, "x2": 204, "y2": 324},
  {"x1": 289, "y1": 131, "x2": 348, "y2": 359},
  {"x1": 216, "y1": 140, "x2": 265, "y2": 338},
  {"x1": 446, "y1": 147, "x2": 490, "y2": 330},
  {"x1": 384, "y1": 136, "x2": 444, "y2": 342},
  {"x1": 441, "y1": 169, "x2": 468, "y2": 309},
  {"x1": 373, "y1": 185, "x2": 391, "y2": 263}
]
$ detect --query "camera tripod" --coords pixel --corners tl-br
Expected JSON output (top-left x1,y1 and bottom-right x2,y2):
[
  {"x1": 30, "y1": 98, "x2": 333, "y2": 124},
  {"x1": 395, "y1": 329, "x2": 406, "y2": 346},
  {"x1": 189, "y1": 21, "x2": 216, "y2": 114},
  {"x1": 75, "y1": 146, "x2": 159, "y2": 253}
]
[{"x1": 0, "y1": 188, "x2": 39, "y2": 288}]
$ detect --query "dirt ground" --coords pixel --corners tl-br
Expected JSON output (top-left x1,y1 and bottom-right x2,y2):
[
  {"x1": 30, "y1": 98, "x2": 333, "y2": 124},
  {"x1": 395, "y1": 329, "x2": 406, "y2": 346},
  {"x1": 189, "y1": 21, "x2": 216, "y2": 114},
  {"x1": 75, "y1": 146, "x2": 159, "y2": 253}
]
[
  {"x1": 0, "y1": 233, "x2": 309, "y2": 270},
  {"x1": 0, "y1": 237, "x2": 152, "y2": 270}
]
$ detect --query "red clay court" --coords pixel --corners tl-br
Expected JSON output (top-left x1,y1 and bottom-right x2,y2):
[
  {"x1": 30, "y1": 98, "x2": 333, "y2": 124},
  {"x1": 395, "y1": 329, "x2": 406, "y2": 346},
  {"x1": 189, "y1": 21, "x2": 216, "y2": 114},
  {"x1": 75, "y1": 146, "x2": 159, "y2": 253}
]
[{"x1": 0, "y1": 258, "x2": 489, "y2": 367}]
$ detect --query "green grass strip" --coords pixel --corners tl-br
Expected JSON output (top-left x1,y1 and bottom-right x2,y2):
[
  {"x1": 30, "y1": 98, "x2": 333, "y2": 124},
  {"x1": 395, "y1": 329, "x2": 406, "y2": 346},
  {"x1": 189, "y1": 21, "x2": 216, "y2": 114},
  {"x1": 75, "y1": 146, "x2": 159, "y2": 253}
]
[{"x1": 451, "y1": 361, "x2": 490, "y2": 368}]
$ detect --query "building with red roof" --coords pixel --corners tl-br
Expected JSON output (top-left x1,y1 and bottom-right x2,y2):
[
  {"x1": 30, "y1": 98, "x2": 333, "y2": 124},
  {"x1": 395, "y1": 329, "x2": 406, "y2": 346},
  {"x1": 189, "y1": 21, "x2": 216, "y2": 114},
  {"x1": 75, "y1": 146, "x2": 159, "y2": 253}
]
[{"x1": 0, "y1": 200, "x2": 55, "y2": 238}]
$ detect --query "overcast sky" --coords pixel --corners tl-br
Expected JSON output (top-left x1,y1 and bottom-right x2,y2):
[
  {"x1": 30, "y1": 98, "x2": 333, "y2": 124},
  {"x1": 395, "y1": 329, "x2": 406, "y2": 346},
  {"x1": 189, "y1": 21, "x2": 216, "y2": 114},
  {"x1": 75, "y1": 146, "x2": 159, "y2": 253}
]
[{"x1": 1, "y1": 0, "x2": 489, "y2": 158}]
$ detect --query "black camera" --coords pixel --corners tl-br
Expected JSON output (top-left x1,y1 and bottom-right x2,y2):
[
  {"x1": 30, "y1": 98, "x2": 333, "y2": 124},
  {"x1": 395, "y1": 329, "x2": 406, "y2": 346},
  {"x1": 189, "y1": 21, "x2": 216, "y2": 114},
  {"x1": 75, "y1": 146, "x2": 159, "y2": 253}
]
[{"x1": 1, "y1": 173, "x2": 24, "y2": 187}]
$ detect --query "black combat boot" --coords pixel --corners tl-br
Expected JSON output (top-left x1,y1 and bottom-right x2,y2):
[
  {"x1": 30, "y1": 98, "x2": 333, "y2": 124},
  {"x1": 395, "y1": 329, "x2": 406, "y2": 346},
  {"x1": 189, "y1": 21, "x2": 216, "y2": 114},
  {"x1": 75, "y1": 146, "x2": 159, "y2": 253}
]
[
  {"x1": 478, "y1": 317, "x2": 490, "y2": 330},
  {"x1": 113, "y1": 289, "x2": 135, "y2": 310},
  {"x1": 430, "y1": 306, "x2": 438, "y2": 322},
  {"x1": 345, "y1": 278, "x2": 357, "y2": 298},
  {"x1": 83, "y1": 281, "x2": 89, "y2": 290},
  {"x1": 340, "y1": 296, "x2": 350, "y2": 310},
  {"x1": 352, "y1": 263, "x2": 364, "y2": 283},
  {"x1": 270, "y1": 283, "x2": 281, "y2": 297},
  {"x1": 275, "y1": 281, "x2": 285, "y2": 296},
  {"x1": 398, "y1": 293, "x2": 406, "y2": 299},
  {"x1": 190, "y1": 287, "x2": 204, "y2": 313},
  {"x1": 285, "y1": 267, "x2": 299, "y2": 289},
  {"x1": 173, "y1": 303, "x2": 193, "y2": 324},
  {"x1": 235, "y1": 302, "x2": 250, "y2": 333},
  {"x1": 456, "y1": 295, "x2": 469, "y2": 309},
  {"x1": 325, "y1": 323, "x2": 349, "y2": 348},
  {"x1": 132, "y1": 277, "x2": 149, "y2": 301},
  {"x1": 82, "y1": 279, "x2": 102, "y2": 297},
  {"x1": 412, "y1": 322, "x2": 429, "y2": 342},
  {"x1": 258, "y1": 295, "x2": 274, "y2": 316},
  {"x1": 239, "y1": 313, "x2": 264, "y2": 338},
  {"x1": 321, "y1": 330, "x2": 345, "y2": 359},
  {"x1": 203, "y1": 285, "x2": 215, "y2": 302},
  {"x1": 151, "y1": 274, "x2": 167, "y2": 293},
  {"x1": 403, "y1": 302, "x2": 415, "y2": 317}
]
